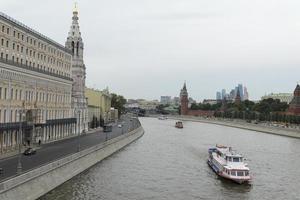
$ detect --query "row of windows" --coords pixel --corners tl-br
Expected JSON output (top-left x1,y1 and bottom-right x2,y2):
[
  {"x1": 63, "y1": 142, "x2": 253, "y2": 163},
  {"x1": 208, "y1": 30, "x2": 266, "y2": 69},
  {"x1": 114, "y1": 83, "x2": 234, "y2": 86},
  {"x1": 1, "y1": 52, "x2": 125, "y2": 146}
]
[
  {"x1": 0, "y1": 109, "x2": 71, "y2": 123},
  {"x1": 0, "y1": 87, "x2": 71, "y2": 103},
  {"x1": 1, "y1": 23, "x2": 70, "y2": 60},
  {"x1": 0, "y1": 38, "x2": 71, "y2": 71},
  {"x1": 0, "y1": 53, "x2": 71, "y2": 77},
  {"x1": 225, "y1": 169, "x2": 249, "y2": 177}
]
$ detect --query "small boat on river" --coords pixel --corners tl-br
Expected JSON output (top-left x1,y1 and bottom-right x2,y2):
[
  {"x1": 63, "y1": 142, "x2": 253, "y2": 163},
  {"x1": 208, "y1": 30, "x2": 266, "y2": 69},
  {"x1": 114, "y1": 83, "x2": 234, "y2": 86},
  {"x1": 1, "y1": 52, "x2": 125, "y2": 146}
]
[
  {"x1": 158, "y1": 116, "x2": 167, "y2": 120},
  {"x1": 175, "y1": 121, "x2": 183, "y2": 128},
  {"x1": 207, "y1": 145, "x2": 251, "y2": 184}
]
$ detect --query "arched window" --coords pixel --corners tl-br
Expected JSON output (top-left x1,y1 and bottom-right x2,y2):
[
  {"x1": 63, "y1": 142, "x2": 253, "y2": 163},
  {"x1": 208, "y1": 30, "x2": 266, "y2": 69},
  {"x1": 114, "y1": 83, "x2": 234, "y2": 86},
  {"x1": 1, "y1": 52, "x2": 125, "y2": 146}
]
[
  {"x1": 77, "y1": 41, "x2": 79, "y2": 56},
  {"x1": 15, "y1": 110, "x2": 18, "y2": 122},
  {"x1": 71, "y1": 41, "x2": 75, "y2": 55},
  {"x1": 3, "y1": 110, "x2": 6, "y2": 123}
]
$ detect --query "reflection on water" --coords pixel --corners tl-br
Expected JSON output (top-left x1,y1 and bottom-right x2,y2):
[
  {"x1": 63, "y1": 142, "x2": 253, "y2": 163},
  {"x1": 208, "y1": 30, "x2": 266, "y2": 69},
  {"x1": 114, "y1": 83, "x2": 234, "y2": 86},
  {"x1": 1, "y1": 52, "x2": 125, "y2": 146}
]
[{"x1": 40, "y1": 118, "x2": 300, "y2": 200}]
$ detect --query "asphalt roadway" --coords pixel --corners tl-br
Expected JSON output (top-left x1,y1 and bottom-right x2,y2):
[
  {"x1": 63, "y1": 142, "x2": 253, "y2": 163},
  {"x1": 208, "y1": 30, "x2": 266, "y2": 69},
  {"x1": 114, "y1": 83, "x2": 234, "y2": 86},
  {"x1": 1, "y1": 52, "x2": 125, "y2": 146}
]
[{"x1": 0, "y1": 117, "x2": 140, "y2": 182}]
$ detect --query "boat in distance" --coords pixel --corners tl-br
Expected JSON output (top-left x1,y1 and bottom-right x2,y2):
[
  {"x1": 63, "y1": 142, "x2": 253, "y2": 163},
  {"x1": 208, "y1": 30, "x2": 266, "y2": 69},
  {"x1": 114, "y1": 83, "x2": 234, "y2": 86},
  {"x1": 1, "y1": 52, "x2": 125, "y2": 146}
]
[
  {"x1": 207, "y1": 145, "x2": 251, "y2": 184},
  {"x1": 158, "y1": 116, "x2": 168, "y2": 120},
  {"x1": 175, "y1": 121, "x2": 183, "y2": 128}
]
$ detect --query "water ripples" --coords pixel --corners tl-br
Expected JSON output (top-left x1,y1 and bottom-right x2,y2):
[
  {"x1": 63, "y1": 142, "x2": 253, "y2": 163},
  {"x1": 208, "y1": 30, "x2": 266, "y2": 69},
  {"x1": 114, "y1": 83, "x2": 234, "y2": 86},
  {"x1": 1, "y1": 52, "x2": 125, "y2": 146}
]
[{"x1": 40, "y1": 118, "x2": 300, "y2": 200}]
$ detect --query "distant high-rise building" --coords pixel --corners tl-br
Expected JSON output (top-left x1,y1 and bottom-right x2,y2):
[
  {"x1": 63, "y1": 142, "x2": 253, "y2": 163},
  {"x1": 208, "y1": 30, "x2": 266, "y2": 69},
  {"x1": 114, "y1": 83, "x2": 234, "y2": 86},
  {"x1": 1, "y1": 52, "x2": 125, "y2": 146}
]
[
  {"x1": 173, "y1": 97, "x2": 180, "y2": 105},
  {"x1": 216, "y1": 92, "x2": 222, "y2": 100},
  {"x1": 221, "y1": 89, "x2": 226, "y2": 99},
  {"x1": 244, "y1": 87, "x2": 249, "y2": 100},
  {"x1": 235, "y1": 89, "x2": 241, "y2": 104},
  {"x1": 238, "y1": 84, "x2": 244, "y2": 100},
  {"x1": 160, "y1": 96, "x2": 172, "y2": 105},
  {"x1": 229, "y1": 89, "x2": 235, "y2": 100}
]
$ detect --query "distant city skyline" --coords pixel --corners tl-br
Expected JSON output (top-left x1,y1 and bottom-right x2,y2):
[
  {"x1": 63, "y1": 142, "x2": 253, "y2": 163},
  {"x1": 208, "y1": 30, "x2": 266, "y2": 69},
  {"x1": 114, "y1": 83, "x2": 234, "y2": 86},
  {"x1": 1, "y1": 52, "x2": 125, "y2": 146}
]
[{"x1": 1, "y1": 0, "x2": 299, "y2": 101}]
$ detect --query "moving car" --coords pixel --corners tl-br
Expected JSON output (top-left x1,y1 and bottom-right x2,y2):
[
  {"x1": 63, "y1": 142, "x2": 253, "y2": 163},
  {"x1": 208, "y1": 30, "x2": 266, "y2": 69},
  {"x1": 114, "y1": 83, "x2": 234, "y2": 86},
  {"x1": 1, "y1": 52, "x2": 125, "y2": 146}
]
[
  {"x1": 103, "y1": 124, "x2": 113, "y2": 132},
  {"x1": 23, "y1": 147, "x2": 36, "y2": 156}
]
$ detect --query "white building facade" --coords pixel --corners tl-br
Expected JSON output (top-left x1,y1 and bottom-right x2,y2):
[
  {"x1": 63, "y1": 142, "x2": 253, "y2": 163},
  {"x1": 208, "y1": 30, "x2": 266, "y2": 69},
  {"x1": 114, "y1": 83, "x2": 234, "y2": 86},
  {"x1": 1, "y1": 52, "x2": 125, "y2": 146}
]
[{"x1": 0, "y1": 12, "x2": 77, "y2": 154}]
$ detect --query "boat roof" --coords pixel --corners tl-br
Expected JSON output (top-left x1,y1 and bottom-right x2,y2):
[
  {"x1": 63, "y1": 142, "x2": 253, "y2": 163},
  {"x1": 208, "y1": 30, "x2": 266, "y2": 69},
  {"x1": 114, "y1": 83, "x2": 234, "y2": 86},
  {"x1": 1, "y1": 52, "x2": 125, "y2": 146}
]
[
  {"x1": 224, "y1": 165, "x2": 249, "y2": 170},
  {"x1": 216, "y1": 146, "x2": 243, "y2": 157}
]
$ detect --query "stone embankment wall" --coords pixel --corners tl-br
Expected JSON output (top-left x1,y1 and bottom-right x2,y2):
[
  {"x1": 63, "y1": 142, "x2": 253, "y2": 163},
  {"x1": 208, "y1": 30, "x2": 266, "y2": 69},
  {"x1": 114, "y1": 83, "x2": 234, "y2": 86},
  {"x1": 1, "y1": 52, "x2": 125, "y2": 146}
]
[
  {"x1": 0, "y1": 126, "x2": 144, "y2": 200},
  {"x1": 168, "y1": 115, "x2": 300, "y2": 139}
]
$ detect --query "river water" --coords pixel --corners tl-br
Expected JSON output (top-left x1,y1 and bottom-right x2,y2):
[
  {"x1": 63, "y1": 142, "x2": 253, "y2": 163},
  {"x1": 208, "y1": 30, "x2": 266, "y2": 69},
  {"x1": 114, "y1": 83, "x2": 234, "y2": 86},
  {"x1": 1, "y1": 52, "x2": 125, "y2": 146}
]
[{"x1": 40, "y1": 117, "x2": 300, "y2": 200}]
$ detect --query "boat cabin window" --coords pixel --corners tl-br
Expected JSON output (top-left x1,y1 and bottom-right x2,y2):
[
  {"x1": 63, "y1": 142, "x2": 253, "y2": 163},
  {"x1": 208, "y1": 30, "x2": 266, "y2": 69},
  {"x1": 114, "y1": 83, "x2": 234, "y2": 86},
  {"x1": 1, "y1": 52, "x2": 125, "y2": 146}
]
[
  {"x1": 245, "y1": 171, "x2": 249, "y2": 176},
  {"x1": 237, "y1": 171, "x2": 244, "y2": 176},
  {"x1": 226, "y1": 156, "x2": 243, "y2": 162},
  {"x1": 226, "y1": 157, "x2": 232, "y2": 162},
  {"x1": 230, "y1": 171, "x2": 236, "y2": 176}
]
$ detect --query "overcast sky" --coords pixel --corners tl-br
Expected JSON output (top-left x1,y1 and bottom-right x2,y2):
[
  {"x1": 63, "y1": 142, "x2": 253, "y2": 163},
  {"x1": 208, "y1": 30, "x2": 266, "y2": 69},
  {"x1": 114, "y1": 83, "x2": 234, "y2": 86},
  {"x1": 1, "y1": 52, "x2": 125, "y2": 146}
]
[{"x1": 1, "y1": 0, "x2": 300, "y2": 101}]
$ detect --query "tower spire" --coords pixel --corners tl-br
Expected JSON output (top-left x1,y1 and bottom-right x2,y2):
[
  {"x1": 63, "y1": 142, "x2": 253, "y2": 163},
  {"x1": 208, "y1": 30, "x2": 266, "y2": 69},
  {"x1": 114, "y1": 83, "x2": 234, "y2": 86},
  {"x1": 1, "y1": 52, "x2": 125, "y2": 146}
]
[{"x1": 73, "y1": 2, "x2": 78, "y2": 13}]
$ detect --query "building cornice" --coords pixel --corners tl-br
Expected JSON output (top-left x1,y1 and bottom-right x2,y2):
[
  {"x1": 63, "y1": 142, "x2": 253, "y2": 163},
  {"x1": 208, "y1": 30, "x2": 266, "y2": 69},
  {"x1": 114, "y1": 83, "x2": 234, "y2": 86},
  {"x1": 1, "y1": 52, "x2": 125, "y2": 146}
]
[{"x1": 0, "y1": 12, "x2": 72, "y2": 54}]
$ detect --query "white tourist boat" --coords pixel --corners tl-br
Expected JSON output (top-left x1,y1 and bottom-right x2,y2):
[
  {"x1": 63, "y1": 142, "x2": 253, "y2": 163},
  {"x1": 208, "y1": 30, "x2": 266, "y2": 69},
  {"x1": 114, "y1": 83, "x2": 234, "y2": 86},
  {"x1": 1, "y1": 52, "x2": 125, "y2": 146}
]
[
  {"x1": 207, "y1": 145, "x2": 251, "y2": 184},
  {"x1": 158, "y1": 116, "x2": 168, "y2": 120}
]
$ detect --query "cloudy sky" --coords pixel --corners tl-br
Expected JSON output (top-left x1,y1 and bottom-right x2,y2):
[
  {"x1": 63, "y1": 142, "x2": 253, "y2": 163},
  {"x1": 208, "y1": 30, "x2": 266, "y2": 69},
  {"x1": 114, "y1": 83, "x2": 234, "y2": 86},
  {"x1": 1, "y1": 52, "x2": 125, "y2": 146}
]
[{"x1": 1, "y1": 0, "x2": 300, "y2": 101}]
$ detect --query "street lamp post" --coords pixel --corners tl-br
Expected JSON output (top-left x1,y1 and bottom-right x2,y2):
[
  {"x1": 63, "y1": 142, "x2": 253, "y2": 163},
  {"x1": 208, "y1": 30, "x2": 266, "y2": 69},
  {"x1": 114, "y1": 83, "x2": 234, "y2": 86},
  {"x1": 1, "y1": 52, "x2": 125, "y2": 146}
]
[{"x1": 17, "y1": 110, "x2": 24, "y2": 175}]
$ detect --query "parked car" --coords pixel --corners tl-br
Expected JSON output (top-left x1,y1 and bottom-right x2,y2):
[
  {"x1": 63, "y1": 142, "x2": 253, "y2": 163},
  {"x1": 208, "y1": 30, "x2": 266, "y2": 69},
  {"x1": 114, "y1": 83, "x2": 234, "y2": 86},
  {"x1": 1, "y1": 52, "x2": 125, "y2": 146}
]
[
  {"x1": 23, "y1": 147, "x2": 36, "y2": 156},
  {"x1": 118, "y1": 124, "x2": 122, "y2": 128},
  {"x1": 0, "y1": 167, "x2": 3, "y2": 175}
]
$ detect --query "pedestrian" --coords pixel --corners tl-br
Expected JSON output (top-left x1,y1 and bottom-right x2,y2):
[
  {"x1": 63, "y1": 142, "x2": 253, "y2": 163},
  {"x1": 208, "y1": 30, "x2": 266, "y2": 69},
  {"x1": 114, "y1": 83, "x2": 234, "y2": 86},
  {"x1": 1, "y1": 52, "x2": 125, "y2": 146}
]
[{"x1": 38, "y1": 140, "x2": 41, "y2": 146}]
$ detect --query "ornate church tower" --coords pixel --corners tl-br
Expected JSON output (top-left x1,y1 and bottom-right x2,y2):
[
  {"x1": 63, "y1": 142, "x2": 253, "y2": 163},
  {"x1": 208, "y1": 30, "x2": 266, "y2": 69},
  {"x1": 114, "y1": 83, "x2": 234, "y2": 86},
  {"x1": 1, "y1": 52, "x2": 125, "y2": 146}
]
[
  {"x1": 180, "y1": 82, "x2": 189, "y2": 115},
  {"x1": 66, "y1": 4, "x2": 88, "y2": 133}
]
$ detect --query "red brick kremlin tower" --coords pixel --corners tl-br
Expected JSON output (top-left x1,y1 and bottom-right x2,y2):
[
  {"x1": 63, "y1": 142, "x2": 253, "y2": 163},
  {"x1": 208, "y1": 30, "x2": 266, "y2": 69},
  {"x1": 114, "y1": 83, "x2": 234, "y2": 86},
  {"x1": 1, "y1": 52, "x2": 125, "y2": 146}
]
[
  {"x1": 180, "y1": 82, "x2": 189, "y2": 115},
  {"x1": 288, "y1": 84, "x2": 300, "y2": 115}
]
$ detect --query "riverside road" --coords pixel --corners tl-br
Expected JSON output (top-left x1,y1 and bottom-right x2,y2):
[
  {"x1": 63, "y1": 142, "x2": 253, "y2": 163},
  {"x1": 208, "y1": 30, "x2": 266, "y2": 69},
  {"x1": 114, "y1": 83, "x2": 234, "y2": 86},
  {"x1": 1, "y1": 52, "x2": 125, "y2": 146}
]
[{"x1": 0, "y1": 117, "x2": 140, "y2": 182}]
